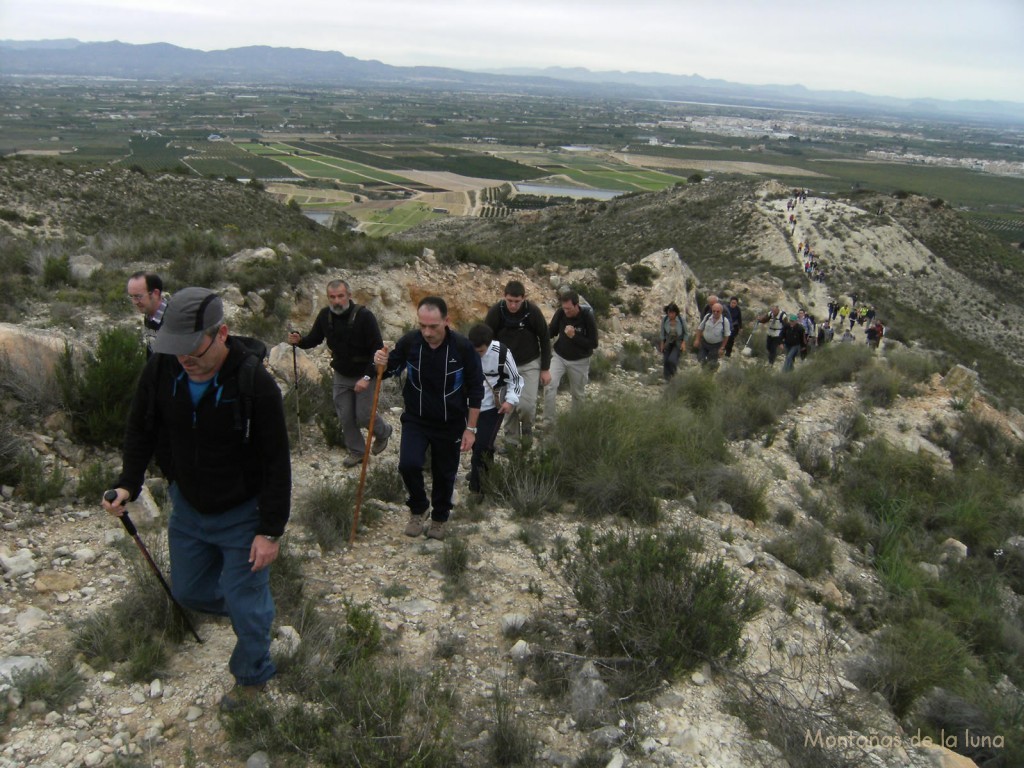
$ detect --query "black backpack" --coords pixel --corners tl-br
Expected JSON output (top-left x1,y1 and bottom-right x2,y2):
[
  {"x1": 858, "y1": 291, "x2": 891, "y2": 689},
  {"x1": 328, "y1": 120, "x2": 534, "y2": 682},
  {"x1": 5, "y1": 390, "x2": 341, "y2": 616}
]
[{"x1": 230, "y1": 336, "x2": 269, "y2": 444}]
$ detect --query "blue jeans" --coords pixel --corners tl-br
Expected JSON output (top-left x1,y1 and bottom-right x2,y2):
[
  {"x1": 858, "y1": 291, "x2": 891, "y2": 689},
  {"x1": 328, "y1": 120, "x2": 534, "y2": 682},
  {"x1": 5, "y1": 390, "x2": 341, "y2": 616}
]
[
  {"x1": 398, "y1": 416, "x2": 463, "y2": 522},
  {"x1": 168, "y1": 484, "x2": 276, "y2": 687},
  {"x1": 783, "y1": 344, "x2": 801, "y2": 372}
]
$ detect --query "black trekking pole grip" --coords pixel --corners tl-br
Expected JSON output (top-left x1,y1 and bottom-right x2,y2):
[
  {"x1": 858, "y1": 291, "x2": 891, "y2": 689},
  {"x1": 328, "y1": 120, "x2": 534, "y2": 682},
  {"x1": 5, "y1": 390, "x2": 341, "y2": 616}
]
[{"x1": 105, "y1": 490, "x2": 140, "y2": 536}]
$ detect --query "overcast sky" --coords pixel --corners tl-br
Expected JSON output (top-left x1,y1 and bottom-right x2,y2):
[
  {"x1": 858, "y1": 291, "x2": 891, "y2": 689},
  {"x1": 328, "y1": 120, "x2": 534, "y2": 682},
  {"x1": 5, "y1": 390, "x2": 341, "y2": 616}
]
[{"x1": 2, "y1": 0, "x2": 1022, "y2": 102}]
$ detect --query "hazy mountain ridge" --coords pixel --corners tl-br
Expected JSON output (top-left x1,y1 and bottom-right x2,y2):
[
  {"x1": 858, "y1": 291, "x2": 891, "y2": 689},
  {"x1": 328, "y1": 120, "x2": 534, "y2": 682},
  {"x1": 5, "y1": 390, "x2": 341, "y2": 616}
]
[{"x1": 2, "y1": 38, "x2": 1022, "y2": 124}]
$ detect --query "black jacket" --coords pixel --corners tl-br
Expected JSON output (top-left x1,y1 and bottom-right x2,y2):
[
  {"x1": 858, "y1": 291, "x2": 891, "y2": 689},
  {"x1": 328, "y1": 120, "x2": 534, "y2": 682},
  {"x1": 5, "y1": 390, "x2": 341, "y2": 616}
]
[
  {"x1": 115, "y1": 339, "x2": 291, "y2": 537},
  {"x1": 550, "y1": 306, "x2": 598, "y2": 361},
  {"x1": 382, "y1": 328, "x2": 484, "y2": 429},
  {"x1": 783, "y1": 323, "x2": 807, "y2": 349},
  {"x1": 295, "y1": 304, "x2": 382, "y2": 378},
  {"x1": 484, "y1": 299, "x2": 552, "y2": 370}
]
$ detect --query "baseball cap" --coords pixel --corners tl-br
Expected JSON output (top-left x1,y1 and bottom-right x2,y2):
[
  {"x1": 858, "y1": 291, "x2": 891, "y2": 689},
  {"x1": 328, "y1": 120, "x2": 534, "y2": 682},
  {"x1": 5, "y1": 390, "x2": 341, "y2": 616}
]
[{"x1": 151, "y1": 287, "x2": 224, "y2": 355}]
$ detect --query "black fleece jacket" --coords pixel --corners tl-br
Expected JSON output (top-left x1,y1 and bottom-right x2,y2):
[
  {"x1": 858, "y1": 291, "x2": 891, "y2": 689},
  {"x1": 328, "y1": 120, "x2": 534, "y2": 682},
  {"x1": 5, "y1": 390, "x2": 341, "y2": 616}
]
[
  {"x1": 483, "y1": 299, "x2": 552, "y2": 370},
  {"x1": 295, "y1": 303, "x2": 383, "y2": 378},
  {"x1": 115, "y1": 339, "x2": 292, "y2": 537}
]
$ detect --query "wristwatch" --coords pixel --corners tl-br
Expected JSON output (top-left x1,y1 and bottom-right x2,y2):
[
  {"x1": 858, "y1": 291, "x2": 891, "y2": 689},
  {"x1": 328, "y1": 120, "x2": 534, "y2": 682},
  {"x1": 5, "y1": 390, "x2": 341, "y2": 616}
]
[
  {"x1": 262, "y1": 534, "x2": 281, "y2": 543},
  {"x1": 465, "y1": 426, "x2": 478, "y2": 434},
  {"x1": 362, "y1": 375, "x2": 371, "y2": 381}
]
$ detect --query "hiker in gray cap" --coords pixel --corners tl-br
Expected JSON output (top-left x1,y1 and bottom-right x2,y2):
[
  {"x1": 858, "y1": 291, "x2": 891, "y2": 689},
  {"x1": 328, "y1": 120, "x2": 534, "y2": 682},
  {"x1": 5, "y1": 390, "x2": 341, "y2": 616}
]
[{"x1": 102, "y1": 287, "x2": 291, "y2": 712}]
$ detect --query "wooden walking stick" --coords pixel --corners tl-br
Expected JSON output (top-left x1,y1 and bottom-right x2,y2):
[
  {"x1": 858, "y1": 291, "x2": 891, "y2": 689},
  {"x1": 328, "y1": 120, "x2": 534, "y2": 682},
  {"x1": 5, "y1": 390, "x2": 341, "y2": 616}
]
[{"x1": 350, "y1": 361, "x2": 386, "y2": 546}]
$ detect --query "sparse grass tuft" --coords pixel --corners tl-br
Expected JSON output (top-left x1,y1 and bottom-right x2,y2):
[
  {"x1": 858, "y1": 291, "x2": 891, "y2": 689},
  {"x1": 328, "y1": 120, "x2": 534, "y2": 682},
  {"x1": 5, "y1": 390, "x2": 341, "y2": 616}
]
[
  {"x1": 11, "y1": 655, "x2": 84, "y2": 712},
  {"x1": 296, "y1": 478, "x2": 361, "y2": 551},
  {"x1": 71, "y1": 533, "x2": 191, "y2": 681},
  {"x1": 487, "y1": 445, "x2": 561, "y2": 518},
  {"x1": 488, "y1": 682, "x2": 537, "y2": 767}
]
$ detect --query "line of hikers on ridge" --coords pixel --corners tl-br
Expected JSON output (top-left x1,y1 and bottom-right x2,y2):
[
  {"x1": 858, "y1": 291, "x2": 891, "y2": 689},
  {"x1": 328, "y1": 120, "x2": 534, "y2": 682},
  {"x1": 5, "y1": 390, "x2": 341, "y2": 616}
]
[{"x1": 658, "y1": 293, "x2": 886, "y2": 379}]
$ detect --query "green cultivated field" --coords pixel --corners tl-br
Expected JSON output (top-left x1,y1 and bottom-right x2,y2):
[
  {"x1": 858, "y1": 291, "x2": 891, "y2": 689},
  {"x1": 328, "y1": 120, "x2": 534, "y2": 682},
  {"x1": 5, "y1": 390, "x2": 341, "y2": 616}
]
[{"x1": 360, "y1": 202, "x2": 445, "y2": 236}]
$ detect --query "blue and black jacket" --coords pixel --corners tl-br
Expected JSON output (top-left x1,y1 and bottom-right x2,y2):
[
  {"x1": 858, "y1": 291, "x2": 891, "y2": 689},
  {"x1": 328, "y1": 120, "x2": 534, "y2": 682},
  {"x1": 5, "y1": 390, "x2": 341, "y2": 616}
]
[{"x1": 382, "y1": 328, "x2": 484, "y2": 429}]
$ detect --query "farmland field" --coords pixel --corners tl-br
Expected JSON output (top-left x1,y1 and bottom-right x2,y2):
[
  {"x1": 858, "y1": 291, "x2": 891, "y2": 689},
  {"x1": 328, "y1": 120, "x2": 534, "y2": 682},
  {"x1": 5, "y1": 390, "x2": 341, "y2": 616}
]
[{"x1": 359, "y1": 202, "x2": 445, "y2": 236}]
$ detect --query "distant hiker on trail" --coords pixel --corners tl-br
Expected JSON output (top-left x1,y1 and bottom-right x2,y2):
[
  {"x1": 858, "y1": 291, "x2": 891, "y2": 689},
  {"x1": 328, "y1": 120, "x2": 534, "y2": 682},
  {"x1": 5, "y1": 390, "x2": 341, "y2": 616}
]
[
  {"x1": 127, "y1": 271, "x2": 170, "y2": 356},
  {"x1": 817, "y1": 320, "x2": 834, "y2": 346},
  {"x1": 467, "y1": 324, "x2": 523, "y2": 495},
  {"x1": 484, "y1": 279, "x2": 551, "y2": 447},
  {"x1": 782, "y1": 314, "x2": 808, "y2": 372},
  {"x1": 723, "y1": 297, "x2": 743, "y2": 357},
  {"x1": 827, "y1": 298, "x2": 839, "y2": 321},
  {"x1": 865, "y1": 320, "x2": 885, "y2": 349},
  {"x1": 103, "y1": 287, "x2": 291, "y2": 712},
  {"x1": 757, "y1": 305, "x2": 786, "y2": 365},
  {"x1": 544, "y1": 288, "x2": 598, "y2": 422},
  {"x1": 693, "y1": 302, "x2": 731, "y2": 367},
  {"x1": 700, "y1": 294, "x2": 720, "y2": 321},
  {"x1": 373, "y1": 296, "x2": 484, "y2": 542},
  {"x1": 797, "y1": 309, "x2": 815, "y2": 359},
  {"x1": 289, "y1": 280, "x2": 392, "y2": 467},
  {"x1": 659, "y1": 302, "x2": 687, "y2": 380},
  {"x1": 841, "y1": 329, "x2": 855, "y2": 343}
]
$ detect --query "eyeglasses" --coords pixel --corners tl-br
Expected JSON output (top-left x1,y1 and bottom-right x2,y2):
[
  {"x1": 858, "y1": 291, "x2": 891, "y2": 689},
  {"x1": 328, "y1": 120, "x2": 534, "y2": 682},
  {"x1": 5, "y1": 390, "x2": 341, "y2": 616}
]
[
  {"x1": 127, "y1": 292, "x2": 152, "y2": 302},
  {"x1": 180, "y1": 334, "x2": 216, "y2": 361}
]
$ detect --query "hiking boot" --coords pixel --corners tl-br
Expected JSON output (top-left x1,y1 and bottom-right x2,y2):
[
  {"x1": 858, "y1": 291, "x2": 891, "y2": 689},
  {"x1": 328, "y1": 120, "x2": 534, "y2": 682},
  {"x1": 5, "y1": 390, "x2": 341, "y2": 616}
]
[
  {"x1": 371, "y1": 424, "x2": 393, "y2": 456},
  {"x1": 404, "y1": 514, "x2": 425, "y2": 537},
  {"x1": 219, "y1": 682, "x2": 266, "y2": 712},
  {"x1": 425, "y1": 520, "x2": 446, "y2": 541},
  {"x1": 343, "y1": 453, "x2": 362, "y2": 468}
]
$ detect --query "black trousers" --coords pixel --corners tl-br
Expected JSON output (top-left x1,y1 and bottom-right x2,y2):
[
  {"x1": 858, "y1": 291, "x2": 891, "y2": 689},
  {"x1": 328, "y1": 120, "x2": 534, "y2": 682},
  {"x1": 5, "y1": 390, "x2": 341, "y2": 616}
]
[{"x1": 398, "y1": 417, "x2": 463, "y2": 522}]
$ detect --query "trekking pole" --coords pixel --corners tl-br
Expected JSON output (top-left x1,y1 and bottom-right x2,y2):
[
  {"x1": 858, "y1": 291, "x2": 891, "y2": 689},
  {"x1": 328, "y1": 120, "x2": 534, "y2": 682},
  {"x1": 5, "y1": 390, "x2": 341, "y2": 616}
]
[
  {"x1": 103, "y1": 490, "x2": 202, "y2": 644},
  {"x1": 350, "y1": 361, "x2": 386, "y2": 546},
  {"x1": 291, "y1": 338, "x2": 303, "y2": 456}
]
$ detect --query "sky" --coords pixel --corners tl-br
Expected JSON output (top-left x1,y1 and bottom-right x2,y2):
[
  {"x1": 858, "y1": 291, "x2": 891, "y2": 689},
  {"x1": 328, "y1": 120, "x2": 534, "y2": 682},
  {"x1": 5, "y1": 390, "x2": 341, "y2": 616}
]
[{"x1": 2, "y1": 0, "x2": 1022, "y2": 103}]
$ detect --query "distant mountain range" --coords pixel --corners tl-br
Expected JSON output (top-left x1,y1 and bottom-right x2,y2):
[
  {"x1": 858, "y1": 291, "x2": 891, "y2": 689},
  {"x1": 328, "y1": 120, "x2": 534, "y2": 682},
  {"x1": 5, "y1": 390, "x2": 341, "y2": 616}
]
[{"x1": 2, "y1": 39, "x2": 1021, "y2": 124}]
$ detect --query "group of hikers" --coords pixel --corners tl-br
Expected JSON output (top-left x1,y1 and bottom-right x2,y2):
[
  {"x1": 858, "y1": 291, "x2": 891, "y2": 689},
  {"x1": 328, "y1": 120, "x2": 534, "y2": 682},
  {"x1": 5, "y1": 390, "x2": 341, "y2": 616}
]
[
  {"x1": 103, "y1": 274, "x2": 601, "y2": 711},
  {"x1": 106, "y1": 263, "x2": 886, "y2": 712}
]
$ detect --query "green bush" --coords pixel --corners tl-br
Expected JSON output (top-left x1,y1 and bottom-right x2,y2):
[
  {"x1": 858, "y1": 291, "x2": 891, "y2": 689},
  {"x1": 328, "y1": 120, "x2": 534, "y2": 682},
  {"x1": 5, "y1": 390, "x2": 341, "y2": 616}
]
[
  {"x1": 41, "y1": 254, "x2": 71, "y2": 288},
  {"x1": 625, "y1": 263, "x2": 656, "y2": 286},
  {"x1": 692, "y1": 464, "x2": 769, "y2": 522},
  {"x1": 76, "y1": 460, "x2": 113, "y2": 502},
  {"x1": 15, "y1": 451, "x2": 67, "y2": 504},
  {"x1": 885, "y1": 347, "x2": 940, "y2": 383},
  {"x1": 596, "y1": 264, "x2": 618, "y2": 291},
  {"x1": 616, "y1": 340, "x2": 650, "y2": 372},
  {"x1": 858, "y1": 365, "x2": 904, "y2": 407},
  {"x1": 551, "y1": 398, "x2": 726, "y2": 522},
  {"x1": 439, "y1": 537, "x2": 471, "y2": 584},
  {"x1": 587, "y1": 352, "x2": 613, "y2": 382},
  {"x1": 854, "y1": 617, "x2": 970, "y2": 717},
  {"x1": 59, "y1": 327, "x2": 147, "y2": 447},
  {"x1": 562, "y1": 526, "x2": 762, "y2": 687},
  {"x1": 765, "y1": 523, "x2": 834, "y2": 578}
]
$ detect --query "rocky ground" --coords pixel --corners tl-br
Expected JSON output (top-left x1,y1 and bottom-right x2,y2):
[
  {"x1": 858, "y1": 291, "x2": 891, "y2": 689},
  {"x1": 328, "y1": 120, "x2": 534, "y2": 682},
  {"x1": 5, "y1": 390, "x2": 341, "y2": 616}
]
[{"x1": 1, "y1": 188, "x2": 1015, "y2": 768}]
